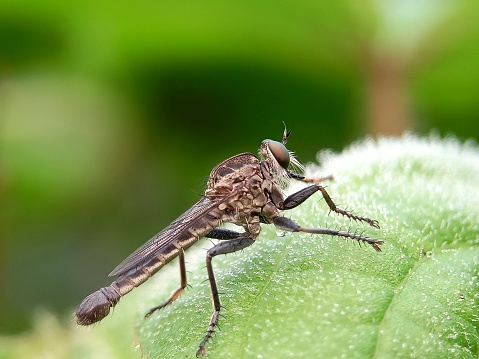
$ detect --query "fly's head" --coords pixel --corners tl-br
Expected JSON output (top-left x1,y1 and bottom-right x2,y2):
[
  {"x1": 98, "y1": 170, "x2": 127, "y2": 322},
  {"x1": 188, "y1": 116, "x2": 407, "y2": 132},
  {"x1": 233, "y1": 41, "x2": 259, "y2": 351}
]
[{"x1": 259, "y1": 129, "x2": 304, "y2": 187}]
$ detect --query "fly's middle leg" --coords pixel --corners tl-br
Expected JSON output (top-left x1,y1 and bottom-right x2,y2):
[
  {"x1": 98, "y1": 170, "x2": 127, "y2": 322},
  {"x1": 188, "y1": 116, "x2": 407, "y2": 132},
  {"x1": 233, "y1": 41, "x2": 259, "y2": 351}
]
[
  {"x1": 145, "y1": 250, "x2": 188, "y2": 318},
  {"x1": 273, "y1": 216, "x2": 383, "y2": 252},
  {"x1": 205, "y1": 228, "x2": 244, "y2": 240},
  {"x1": 197, "y1": 236, "x2": 255, "y2": 357}
]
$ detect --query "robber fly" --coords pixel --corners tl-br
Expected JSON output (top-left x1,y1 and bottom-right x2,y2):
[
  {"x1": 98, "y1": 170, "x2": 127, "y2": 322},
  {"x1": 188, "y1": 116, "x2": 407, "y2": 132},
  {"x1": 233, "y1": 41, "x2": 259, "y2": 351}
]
[{"x1": 75, "y1": 128, "x2": 382, "y2": 356}]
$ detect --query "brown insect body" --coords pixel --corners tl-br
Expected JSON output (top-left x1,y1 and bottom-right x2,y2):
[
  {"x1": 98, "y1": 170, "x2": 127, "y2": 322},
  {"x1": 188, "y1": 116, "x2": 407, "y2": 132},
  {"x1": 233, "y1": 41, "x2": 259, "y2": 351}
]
[{"x1": 75, "y1": 132, "x2": 382, "y2": 356}]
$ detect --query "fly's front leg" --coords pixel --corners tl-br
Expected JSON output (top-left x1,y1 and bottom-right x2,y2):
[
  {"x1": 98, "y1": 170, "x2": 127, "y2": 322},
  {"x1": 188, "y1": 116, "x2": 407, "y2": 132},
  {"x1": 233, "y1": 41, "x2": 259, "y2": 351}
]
[
  {"x1": 145, "y1": 250, "x2": 187, "y2": 318},
  {"x1": 280, "y1": 184, "x2": 380, "y2": 229},
  {"x1": 288, "y1": 171, "x2": 333, "y2": 183},
  {"x1": 274, "y1": 216, "x2": 383, "y2": 252},
  {"x1": 197, "y1": 236, "x2": 255, "y2": 357}
]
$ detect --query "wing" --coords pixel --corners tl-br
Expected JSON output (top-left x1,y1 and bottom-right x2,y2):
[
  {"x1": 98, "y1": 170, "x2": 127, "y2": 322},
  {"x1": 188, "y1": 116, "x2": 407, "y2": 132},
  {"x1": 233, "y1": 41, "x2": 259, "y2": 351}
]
[{"x1": 108, "y1": 195, "x2": 229, "y2": 277}]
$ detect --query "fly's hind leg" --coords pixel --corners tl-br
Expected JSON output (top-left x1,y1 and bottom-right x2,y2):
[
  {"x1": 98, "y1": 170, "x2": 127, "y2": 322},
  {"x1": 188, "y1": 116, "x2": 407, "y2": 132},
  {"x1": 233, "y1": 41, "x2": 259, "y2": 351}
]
[
  {"x1": 145, "y1": 250, "x2": 188, "y2": 318},
  {"x1": 145, "y1": 229, "x2": 244, "y2": 319},
  {"x1": 197, "y1": 236, "x2": 255, "y2": 357}
]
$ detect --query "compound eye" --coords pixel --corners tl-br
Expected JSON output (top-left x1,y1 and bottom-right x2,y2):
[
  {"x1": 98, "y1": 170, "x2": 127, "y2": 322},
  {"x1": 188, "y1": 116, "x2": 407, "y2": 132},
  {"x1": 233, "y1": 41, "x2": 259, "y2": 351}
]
[{"x1": 268, "y1": 140, "x2": 290, "y2": 169}]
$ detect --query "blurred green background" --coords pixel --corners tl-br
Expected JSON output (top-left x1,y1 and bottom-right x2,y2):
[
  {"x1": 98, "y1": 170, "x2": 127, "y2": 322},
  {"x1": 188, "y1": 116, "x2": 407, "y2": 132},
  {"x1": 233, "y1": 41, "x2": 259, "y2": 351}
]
[{"x1": 1, "y1": 0, "x2": 478, "y2": 337}]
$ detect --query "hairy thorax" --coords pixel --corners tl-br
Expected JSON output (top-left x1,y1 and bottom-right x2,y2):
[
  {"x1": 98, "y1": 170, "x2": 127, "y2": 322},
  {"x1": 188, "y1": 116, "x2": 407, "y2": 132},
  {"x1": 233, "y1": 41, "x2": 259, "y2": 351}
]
[{"x1": 204, "y1": 153, "x2": 281, "y2": 237}]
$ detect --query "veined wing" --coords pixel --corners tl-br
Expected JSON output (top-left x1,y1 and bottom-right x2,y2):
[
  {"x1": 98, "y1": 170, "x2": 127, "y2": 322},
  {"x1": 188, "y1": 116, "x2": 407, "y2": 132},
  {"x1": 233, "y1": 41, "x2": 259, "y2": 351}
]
[{"x1": 109, "y1": 195, "x2": 229, "y2": 277}]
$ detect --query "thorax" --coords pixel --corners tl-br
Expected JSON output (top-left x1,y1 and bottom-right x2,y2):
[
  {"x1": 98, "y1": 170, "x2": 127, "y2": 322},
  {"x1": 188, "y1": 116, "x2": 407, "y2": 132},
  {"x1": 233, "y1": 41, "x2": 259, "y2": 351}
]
[{"x1": 204, "y1": 153, "x2": 283, "y2": 232}]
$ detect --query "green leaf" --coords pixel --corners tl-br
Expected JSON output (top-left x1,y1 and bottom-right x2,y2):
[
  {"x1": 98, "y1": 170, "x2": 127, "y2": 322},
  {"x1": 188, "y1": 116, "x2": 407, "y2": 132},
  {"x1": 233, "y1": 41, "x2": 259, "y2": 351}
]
[{"x1": 135, "y1": 135, "x2": 479, "y2": 358}]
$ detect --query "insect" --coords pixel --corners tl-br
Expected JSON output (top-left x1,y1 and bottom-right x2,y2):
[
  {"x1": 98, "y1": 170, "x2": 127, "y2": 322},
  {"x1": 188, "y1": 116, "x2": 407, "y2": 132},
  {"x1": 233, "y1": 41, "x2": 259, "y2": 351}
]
[{"x1": 75, "y1": 128, "x2": 382, "y2": 356}]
